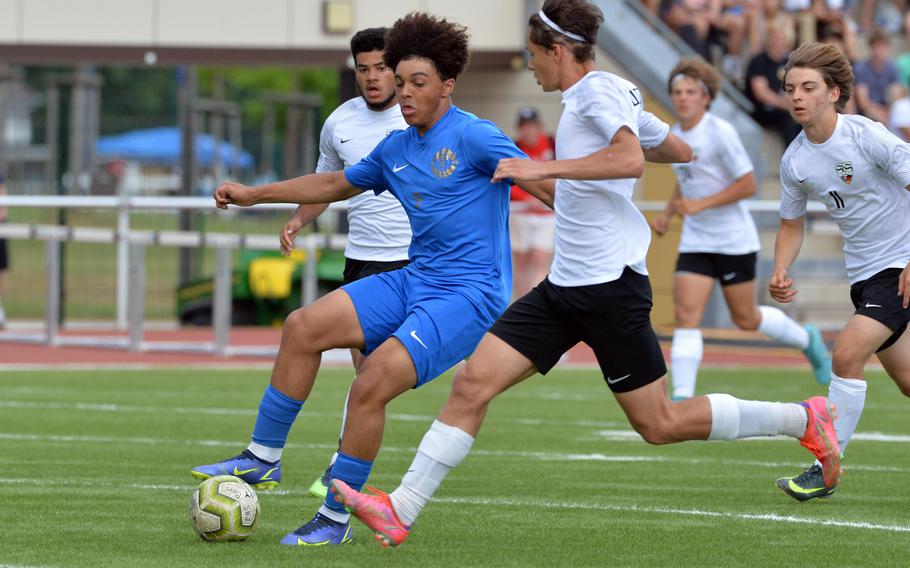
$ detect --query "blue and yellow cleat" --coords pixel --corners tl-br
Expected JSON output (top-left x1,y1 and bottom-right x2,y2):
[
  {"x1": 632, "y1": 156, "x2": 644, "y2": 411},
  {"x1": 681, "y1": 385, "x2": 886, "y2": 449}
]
[
  {"x1": 802, "y1": 325, "x2": 832, "y2": 386},
  {"x1": 190, "y1": 449, "x2": 281, "y2": 490},
  {"x1": 279, "y1": 513, "x2": 353, "y2": 546}
]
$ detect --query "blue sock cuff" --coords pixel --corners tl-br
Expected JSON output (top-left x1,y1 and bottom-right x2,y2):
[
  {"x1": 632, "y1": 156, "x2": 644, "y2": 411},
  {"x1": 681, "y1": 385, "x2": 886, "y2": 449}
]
[
  {"x1": 266, "y1": 384, "x2": 304, "y2": 407},
  {"x1": 250, "y1": 385, "x2": 304, "y2": 448},
  {"x1": 324, "y1": 451, "x2": 373, "y2": 513}
]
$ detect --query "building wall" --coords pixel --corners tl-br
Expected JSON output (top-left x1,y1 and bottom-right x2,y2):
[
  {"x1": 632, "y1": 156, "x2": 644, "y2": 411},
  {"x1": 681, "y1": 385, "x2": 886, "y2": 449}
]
[{"x1": 0, "y1": 0, "x2": 526, "y2": 51}]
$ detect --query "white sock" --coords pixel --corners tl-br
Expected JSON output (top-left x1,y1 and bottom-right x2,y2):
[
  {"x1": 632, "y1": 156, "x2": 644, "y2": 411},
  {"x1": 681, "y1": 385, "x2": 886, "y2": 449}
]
[
  {"x1": 671, "y1": 329, "x2": 703, "y2": 399},
  {"x1": 389, "y1": 420, "x2": 475, "y2": 526},
  {"x1": 827, "y1": 373, "x2": 867, "y2": 453},
  {"x1": 247, "y1": 441, "x2": 282, "y2": 463},
  {"x1": 707, "y1": 394, "x2": 808, "y2": 440},
  {"x1": 319, "y1": 504, "x2": 349, "y2": 523},
  {"x1": 758, "y1": 306, "x2": 809, "y2": 349},
  {"x1": 0, "y1": 301, "x2": 5, "y2": 323}
]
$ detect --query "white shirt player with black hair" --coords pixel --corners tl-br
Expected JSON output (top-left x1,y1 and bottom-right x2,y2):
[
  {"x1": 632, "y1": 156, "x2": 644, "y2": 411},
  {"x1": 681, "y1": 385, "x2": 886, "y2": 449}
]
[
  {"x1": 671, "y1": 112, "x2": 760, "y2": 255},
  {"x1": 549, "y1": 71, "x2": 669, "y2": 287},
  {"x1": 317, "y1": 97, "x2": 411, "y2": 261},
  {"x1": 780, "y1": 113, "x2": 910, "y2": 284}
]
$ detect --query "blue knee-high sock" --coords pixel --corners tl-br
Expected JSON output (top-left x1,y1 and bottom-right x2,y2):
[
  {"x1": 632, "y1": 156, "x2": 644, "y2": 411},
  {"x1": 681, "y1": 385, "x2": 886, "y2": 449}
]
[
  {"x1": 323, "y1": 452, "x2": 373, "y2": 514},
  {"x1": 250, "y1": 385, "x2": 304, "y2": 449}
]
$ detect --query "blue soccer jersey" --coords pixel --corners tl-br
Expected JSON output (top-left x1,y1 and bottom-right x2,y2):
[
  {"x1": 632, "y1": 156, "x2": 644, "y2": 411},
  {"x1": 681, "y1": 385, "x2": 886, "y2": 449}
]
[
  {"x1": 344, "y1": 105, "x2": 525, "y2": 308},
  {"x1": 342, "y1": 105, "x2": 526, "y2": 383}
]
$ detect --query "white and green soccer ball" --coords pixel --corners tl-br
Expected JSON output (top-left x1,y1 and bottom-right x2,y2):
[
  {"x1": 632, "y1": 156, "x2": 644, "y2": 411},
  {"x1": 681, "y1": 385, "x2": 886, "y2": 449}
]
[{"x1": 188, "y1": 475, "x2": 260, "y2": 542}]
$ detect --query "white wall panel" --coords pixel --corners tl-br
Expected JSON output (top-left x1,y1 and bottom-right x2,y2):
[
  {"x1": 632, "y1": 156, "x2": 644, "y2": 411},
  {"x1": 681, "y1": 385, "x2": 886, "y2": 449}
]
[
  {"x1": 157, "y1": 0, "x2": 291, "y2": 47},
  {"x1": 22, "y1": 0, "x2": 155, "y2": 44},
  {"x1": 2, "y1": 0, "x2": 525, "y2": 50},
  {"x1": 0, "y1": 0, "x2": 21, "y2": 42}
]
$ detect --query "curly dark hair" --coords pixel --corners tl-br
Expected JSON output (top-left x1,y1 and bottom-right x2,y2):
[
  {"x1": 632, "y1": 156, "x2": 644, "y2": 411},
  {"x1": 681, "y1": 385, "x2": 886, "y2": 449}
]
[
  {"x1": 350, "y1": 27, "x2": 388, "y2": 59},
  {"x1": 383, "y1": 12, "x2": 470, "y2": 81},
  {"x1": 529, "y1": 0, "x2": 603, "y2": 63}
]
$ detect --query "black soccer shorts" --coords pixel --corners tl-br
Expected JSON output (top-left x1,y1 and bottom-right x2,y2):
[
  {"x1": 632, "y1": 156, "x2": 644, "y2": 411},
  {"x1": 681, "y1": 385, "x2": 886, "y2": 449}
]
[
  {"x1": 675, "y1": 252, "x2": 757, "y2": 287},
  {"x1": 489, "y1": 267, "x2": 667, "y2": 393},
  {"x1": 850, "y1": 267, "x2": 910, "y2": 352}
]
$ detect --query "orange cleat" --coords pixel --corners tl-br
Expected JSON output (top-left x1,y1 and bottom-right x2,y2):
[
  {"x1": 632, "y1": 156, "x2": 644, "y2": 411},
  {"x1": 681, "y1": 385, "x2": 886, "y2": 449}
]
[
  {"x1": 330, "y1": 479, "x2": 411, "y2": 547},
  {"x1": 798, "y1": 396, "x2": 841, "y2": 489}
]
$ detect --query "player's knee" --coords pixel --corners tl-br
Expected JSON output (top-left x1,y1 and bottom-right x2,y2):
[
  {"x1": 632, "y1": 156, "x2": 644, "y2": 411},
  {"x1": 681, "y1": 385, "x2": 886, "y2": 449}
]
[
  {"x1": 629, "y1": 416, "x2": 675, "y2": 445},
  {"x1": 731, "y1": 311, "x2": 760, "y2": 331},
  {"x1": 449, "y1": 365, "x2": 495, "y2": 409},
  {"x1": 831, "y1": 344, "x2": 866, "y2": 377},
  {"x1": 282, "y1": 308, "x2": 314, "y2": 342},
  {"x1": 674, "y1": 306, "x2": 700, "y2": 328}
]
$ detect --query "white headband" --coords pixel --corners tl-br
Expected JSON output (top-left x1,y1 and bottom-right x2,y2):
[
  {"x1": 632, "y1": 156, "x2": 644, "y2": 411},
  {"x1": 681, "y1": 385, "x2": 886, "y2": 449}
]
[
  {"x1": 671, "y1": 73, "x2": 710, "y2": 95},
  {"x1": 538, "y1": 10, "x2": 589, "y2": 43}
]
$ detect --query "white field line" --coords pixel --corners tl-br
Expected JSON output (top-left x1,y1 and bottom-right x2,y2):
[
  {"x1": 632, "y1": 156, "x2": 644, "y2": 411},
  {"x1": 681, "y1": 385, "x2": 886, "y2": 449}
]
[
  {"x1": 3, "y1": 399, "x2": 909, "y2": 444},
  {"x1": 432, "y1": 496, "x2": 910, "y2": 534},
  {"x1": 2, "y1": 431, "x2": 910, "y2": 473},
  {"x1": 5, "y1": 479, "x2": 909, "y2": 535},
  {"x1": 0, "y1": 400, "x2": 627, "y2": 428}
]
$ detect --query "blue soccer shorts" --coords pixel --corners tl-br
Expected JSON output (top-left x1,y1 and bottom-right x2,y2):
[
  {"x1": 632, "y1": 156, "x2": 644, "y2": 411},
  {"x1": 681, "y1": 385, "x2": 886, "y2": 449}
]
[{"x1": 342, "y1": 267, "x2": 504, "y2": 386}]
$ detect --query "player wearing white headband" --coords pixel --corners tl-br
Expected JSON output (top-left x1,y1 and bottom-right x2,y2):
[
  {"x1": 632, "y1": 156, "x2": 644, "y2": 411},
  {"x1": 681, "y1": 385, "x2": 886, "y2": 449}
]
[{"x1": 652, "y1": 57, "x2": 832, "y2": 400}]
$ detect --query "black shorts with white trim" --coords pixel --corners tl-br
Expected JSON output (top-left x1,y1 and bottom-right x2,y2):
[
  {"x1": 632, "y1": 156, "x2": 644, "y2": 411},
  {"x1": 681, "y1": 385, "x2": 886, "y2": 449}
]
[
  {"x1": 850, "y1": 267, "x2": 910, "y2": 352},
  {"x1": 488, "y1": 267, "x2": 667, "y2": 393},
  {"x1": 675, "y1": 252, "x2": 757, "y2": 287},
  {"x1": 342, "y1": 257, "x2": 409, "y2": 284}
]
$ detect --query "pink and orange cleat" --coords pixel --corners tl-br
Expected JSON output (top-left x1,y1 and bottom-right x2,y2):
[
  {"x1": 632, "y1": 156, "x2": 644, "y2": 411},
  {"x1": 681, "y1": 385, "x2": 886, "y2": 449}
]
[
  {"x1": 330, "y1": 479, "x2": 411, "y2": 547},
  {"x1": 798, "y1": 396, "x2": 841, "y2": 489}
]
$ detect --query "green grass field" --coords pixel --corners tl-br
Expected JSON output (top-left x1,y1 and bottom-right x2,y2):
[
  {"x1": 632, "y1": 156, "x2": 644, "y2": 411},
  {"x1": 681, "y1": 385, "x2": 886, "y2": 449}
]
[{"x1": 2, "y1": 366, "x2": 909, "y2": 567}]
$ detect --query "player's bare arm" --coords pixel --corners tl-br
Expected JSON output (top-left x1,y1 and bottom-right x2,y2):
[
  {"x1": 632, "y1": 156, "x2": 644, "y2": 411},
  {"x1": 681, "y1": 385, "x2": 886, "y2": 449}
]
[
  {"x1": 770, "y1": 216, "x2": 806, "y2": 303},
  {"x1": 492, "y1": 127, "x2": 643, "y2": 183},
  {"x1": 214, "y1": 171, "x2": 362, "y2": 209},
  {"x1": 643, "y1": 132, "x2": 693, "y2": 164},
  {"x1": 676, "y1": 172, "x2": 756, "y2": 216},
  {"x1": 651, "y1": 183, "x2": 681, "y2": 236},
  {"x1": 280, "y1": 204, "x2": 331, "y2": 255},
  {"x1": 513, "y1": 179, "x2": 555, "y2": 209}
]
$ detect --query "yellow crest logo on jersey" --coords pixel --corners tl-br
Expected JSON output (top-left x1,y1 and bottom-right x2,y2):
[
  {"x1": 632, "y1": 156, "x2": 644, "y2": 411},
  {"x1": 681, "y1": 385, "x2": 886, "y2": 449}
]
[
  {"x1": 835, "y1": 161, "x2": 853, "y2": 184},
  {"x1": 432, "y1": 148, "x2": 458, "y2": 178}
]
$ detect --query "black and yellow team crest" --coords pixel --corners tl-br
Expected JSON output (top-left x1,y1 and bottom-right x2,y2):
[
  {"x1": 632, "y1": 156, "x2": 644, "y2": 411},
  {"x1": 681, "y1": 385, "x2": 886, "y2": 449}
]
[
  {"x1": 432, "y1": 148, "x2": 458, "y2": 178},
  {"x1": 835, "y1": 161, "x2": 853, "y2": 184}
]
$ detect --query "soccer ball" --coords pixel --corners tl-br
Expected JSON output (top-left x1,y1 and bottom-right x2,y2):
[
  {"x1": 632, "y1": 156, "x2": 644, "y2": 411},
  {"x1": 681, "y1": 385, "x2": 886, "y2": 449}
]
[{"x1": 188, "y1": 475, "x2": 260, "y2": 542}]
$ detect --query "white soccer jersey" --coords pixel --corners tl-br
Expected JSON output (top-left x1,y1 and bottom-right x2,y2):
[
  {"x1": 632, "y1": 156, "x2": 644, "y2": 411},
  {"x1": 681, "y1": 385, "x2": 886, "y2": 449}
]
[
  {"x1": 671, "y1": 112, "x2": 760, "y2": 255},
  {"x1": 549, "y1": 71, "x2": 669, "y2": 287},
  {"x1": 780, "y1": 113, "x2": 910, "y2": 284},
  {"x1": 317, "y1": 97, "x2": 411, "y2": 261}
]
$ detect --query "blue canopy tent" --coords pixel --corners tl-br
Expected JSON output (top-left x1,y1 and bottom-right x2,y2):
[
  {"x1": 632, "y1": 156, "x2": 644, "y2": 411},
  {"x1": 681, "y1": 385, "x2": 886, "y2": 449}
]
[{"x1": 96, "y1": 127, "x2": 254, "y2": 170}]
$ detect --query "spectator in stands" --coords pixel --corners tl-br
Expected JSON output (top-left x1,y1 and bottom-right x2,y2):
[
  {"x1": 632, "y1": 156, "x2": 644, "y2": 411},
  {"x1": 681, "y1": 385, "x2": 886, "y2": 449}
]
[
  {"x1": 745, "y1": 26, "x2": 802, "y2": 144},
  {"x1": 854, "y1": 28, "x2": 901, "y2": 124},
  {"x1": 0, "y1": 174, "x2": 8, "y2": 329},
  {"x1": 750, "y1": 0, "x2": 797, "y2": 56},
  {"x1": 813, "y1": 0, "x2": 859, "y2": 49},
  {"x1": 509, "y1": 107, "x2": 556, "y2": 298},
  {"x1": 662, "y1": 0, "x2": 713, "y2": 58},
  {"x1": 709, "y1": 0, "x2": 753, "y2": 84}
]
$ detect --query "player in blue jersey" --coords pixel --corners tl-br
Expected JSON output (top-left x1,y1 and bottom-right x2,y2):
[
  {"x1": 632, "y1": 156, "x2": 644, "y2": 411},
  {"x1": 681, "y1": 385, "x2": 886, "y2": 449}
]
[{"x1": 195, "y1": 12, "x2": 529, "y2": 547}]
